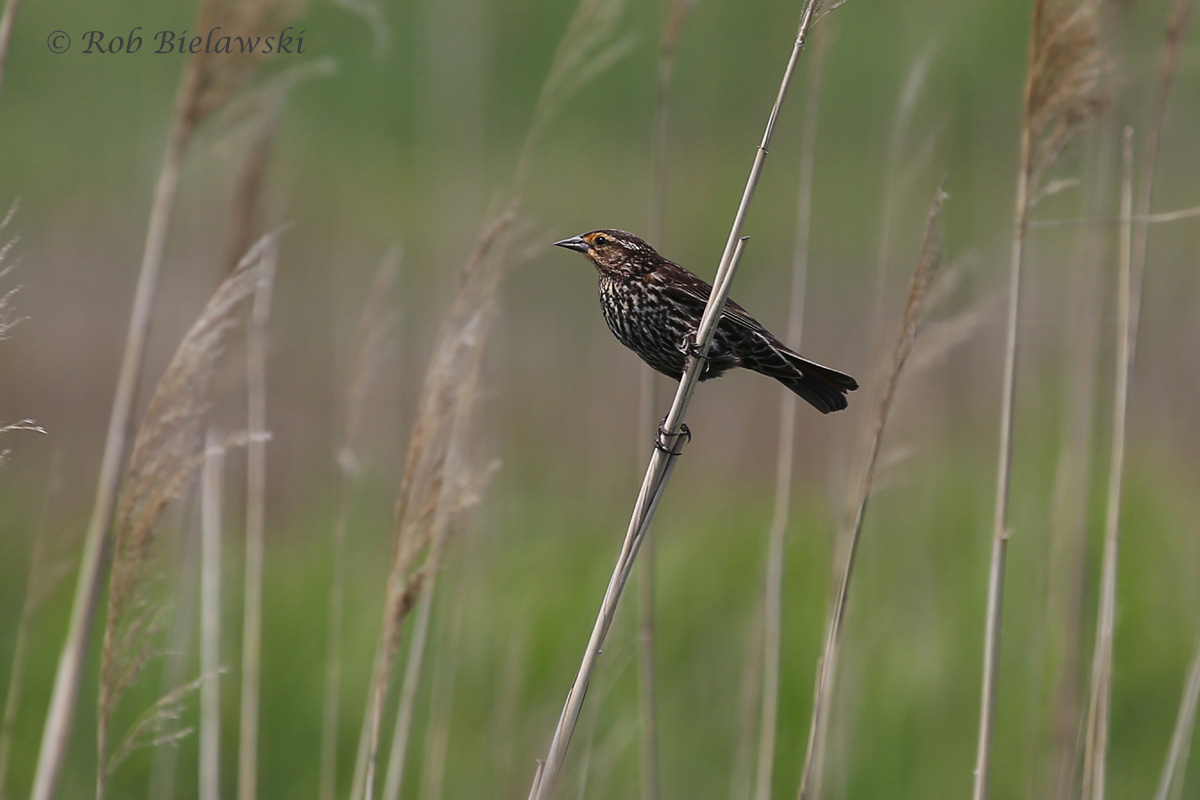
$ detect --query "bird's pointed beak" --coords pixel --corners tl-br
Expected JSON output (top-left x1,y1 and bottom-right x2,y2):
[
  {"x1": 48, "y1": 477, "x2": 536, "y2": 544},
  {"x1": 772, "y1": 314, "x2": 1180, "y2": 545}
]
[{"x1": 553, "y1": 235, "x2": 590, "y2": 254}]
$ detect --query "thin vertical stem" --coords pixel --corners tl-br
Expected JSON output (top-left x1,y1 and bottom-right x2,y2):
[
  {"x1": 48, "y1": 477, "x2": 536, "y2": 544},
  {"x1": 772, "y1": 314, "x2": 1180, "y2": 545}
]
[
  {"x1": 971, "y1": 26, "x2": 1037, "y2": 797},
  {"x1": 753, "y1": 28, "x2": 826, "y2": 800},
  {"x1": 321, "y1": 255, "x2": 397, "y2": 800},
  {"x1": 798, "y1": 181, "x2": 947, "y2": 800},
  {"x1": 530, "y1": 5, "x2": 822, "y2": 797},
  {"x1": 1045, "y1": 108, "x2": 1115, "y2": 800},
  {"x1": 200, "y1": 435, "x2": 225, "y2": 800},
  {"x1": 238, "y1": 238, "x2": 278, "y2": 800},
  {"x1": 380, "y1": 571, "x2": 439, "y2": 800},
  {"x1": 1080, "y1": 125, "x2": 1134, "y2": 800},
  {"x1": 637, "y1": 3, "x2": 693, "y2": 798},
  {"x1": 1154, "y1": 636, "x2": 1200, "y2": 800},
  {"x1": 31, "y1": 99, "x2": 191, "y2": 800}
]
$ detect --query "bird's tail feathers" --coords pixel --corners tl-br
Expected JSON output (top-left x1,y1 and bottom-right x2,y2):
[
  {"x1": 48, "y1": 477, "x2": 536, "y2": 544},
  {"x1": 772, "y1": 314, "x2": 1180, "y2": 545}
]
[{"x1": 747, "y1": 337, "x2": 859, "y2": 414}]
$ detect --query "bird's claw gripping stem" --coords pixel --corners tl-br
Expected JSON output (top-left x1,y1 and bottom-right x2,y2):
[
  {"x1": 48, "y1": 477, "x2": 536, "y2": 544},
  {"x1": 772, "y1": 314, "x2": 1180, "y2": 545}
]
[
  {"x1": 654, "y1": 416, "x2": 691, "y2": 456},
  {"x1": 677, "y1": 331, "x2": 704, "y2": 359}
]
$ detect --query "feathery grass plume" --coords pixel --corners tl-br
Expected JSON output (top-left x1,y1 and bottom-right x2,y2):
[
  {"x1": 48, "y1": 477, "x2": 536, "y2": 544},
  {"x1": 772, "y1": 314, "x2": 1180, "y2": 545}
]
[
  {"x1": 797, "y1": 181, "x2": 948, "y2": 800},
  {"x1": 530, "y1": 3, "x2": 827, "y2": 798},
  {"x1": 355, "y1": 1, "x2": 632, "y2": 795},
  {"x1": 971, "y1": 3, "x2": 1106, "y2": 798},
  {"x1": 0, "y1": 201, "x2": 25, "y2": 341},
  {"x1": 0, "y1": 205, "x2": 47, "y2": 464},
  {"x1": 0, "y1": 418, "x2": 45, "y2": 467},
  {"x1": 754, "y1": 27, "x2": 829, "y2": 800},
  {"x1": 144, "y1": 495, "x2": 204, "y2": 800},
  {"x1": 860, "y1": 46, "x2": 937, "y2": 399},
  {"x1": 105, "y1": 675, "x2": 209, "y2": 779},
  {"x1": 0, "y1": 0, "x2": 18, "y2": 103},
  {"x1": 321, "y1": 254, "x2": 398, "y2": 800},
  {"x1": 1155, "y1": 636, "x2": 1200, "y2": 800},
  {"x1": 354, "y1": 213, "x2": 511, "y2": 800},
  {"x1": 31, "y1": 4, "x2": 301, "y2": 795},
  {"x1": 638, "y1": 3, "x2": 695, "y2": 799},
  {"x1": 178, "y1": 0, "x2": 303, "y2": 135},
  {"x1": 96, "y1": 239, "x2": 268, "y2": 800}
]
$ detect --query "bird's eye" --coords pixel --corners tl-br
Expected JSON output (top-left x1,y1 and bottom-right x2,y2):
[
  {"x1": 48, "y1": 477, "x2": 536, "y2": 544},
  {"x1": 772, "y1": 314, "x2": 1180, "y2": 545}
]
[{"x1": 593, "y1": 235, "x2": 609, "y2": 246}]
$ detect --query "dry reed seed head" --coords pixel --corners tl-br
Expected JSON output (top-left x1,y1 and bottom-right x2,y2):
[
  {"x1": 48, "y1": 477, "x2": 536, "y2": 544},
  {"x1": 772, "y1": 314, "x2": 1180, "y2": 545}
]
[
  {"x1": 181, "y1": 0, "x2": 307, "y2": 132},
  {"x1": 901, "y1": 182, "x2": 949, "y2": 336},
  {"x1": 102, "y1": 247, "x2": 265, "y2": 734},
  {"x1": 388, "y1": 217, "x2": 508, "y2": 582},
  {"x1": 1025, "y1": 0, "x2": 1110, "y2": 199},
  {"x1": 105, "y1": 674, "x2": 209, "y2": 775}
]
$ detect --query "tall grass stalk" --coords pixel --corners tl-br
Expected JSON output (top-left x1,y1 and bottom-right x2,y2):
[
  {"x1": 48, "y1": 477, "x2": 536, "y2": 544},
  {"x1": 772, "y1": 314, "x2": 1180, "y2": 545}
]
[
  {"x1": 320, "y1": 255, "x2": 398, "y2": 800},
  {"x1": 1078, "y1": 125, "x2": 1133, "y2": 800},
  {"x1": 859, "y1": 48, "x2": 936, "y2": 404},
  {"x1": 637, "y1": 3, "x2": 694, "y2": 798},
  {"x1": 200, "y1": 434, "x2": 224, "y2": 800},
  {"x1": 96, "y1": 238, "x2": 269, "y2": 799},
  {"x1": 33, "y1": 80, "x2": 190, "y2": 800},
  {"x1": 356, "y1": 2, "x2": 630, "y2": 795},
  {"x1": 31, "y1": 2, "x2": 288, "y2": 793},
  {"x1": 1079, "y1": 1, "x2": 1195, "y2": 788},
  {"x1": 1154, "y1": 637, "x2": 1200, "y2": 800},
  {"x1": 972, "y1": 4, "x2": 1104, "y2": 798},
  {"x1": 353, "y1": 214, "x2": 508, "y2": 800},
  {"x1": 237, "y1": 222, "x2": 279, "y2": 800},
  {"x1": 753, "y1": 28, "x2": 827, "y2": 800},
  {"x1": 1045, "y1": 108, "x2": 1116, "y2": 800},
  {"x1": 530, "y1": 6, "x2": 824, "y2": 797},
  {"x1": 380, "y1": 571, "x2": 438, "y2": 800},
  {"x1": 797, "y1": 182, "x2": 948, "y2": 800},
  {"x1": 416, "y1": 571, "x2": 468, "y2": 800}
]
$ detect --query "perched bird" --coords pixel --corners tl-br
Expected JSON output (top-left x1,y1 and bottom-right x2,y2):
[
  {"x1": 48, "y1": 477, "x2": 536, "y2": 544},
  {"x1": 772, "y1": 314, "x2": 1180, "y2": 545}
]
[{"x1": 553, "y1": 229, "x2": 858, "y2": 414}]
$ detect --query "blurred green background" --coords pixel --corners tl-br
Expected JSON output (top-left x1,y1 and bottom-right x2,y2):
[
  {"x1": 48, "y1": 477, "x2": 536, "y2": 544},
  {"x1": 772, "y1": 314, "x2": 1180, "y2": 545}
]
[{"x1": 1, "y1": 0, "x2": 1199, "y2": 798}]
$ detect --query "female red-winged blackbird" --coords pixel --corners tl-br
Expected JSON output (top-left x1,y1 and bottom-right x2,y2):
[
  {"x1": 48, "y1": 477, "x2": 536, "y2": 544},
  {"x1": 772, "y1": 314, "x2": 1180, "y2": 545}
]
[{"x1": 554, "y1": 229, "x2": 858, "y2": 413}]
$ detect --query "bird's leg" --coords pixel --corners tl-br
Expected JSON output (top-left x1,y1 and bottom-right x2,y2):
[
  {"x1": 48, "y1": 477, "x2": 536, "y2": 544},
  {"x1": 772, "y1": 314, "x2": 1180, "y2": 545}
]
[{"x1": 654, "y1": 415, "x2": 691, "y2": 456}]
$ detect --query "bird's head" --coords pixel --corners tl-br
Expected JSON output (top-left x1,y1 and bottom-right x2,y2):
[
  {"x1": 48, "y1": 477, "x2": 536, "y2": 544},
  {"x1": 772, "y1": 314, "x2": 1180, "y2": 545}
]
[{"x1": 553, "y1": 229, "x2": 660, "y2": 277}]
